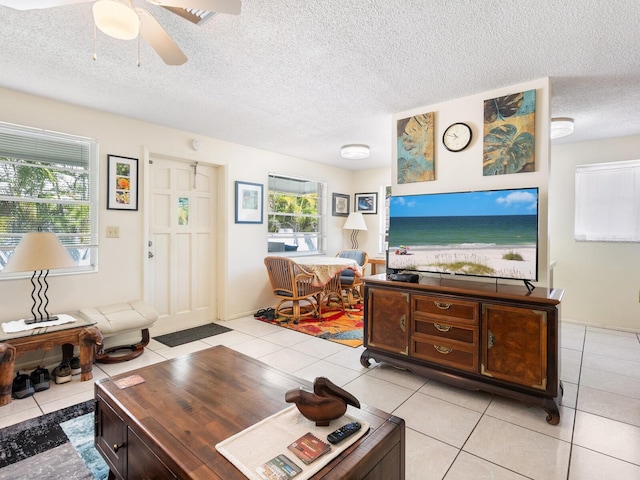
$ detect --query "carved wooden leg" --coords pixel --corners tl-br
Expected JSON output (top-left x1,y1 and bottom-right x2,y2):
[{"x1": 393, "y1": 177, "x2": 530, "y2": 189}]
[
  {"x1": 79, "y1": 326, "x2": 103, "y2": 381},
  {"x1": 360, "y1": 349, "x2": 373, "y2": 368},
  {"x1": 542, "y1": 397, "x2": 560, "y2": 425},
  {"x1": 0, "y1": 343, "x2": 17, "y2": 406}
]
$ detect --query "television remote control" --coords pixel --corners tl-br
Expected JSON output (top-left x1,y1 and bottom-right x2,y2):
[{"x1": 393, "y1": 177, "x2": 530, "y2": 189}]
[{"x1": 327, "y1": 421, "x2": 361, "y2": 444}]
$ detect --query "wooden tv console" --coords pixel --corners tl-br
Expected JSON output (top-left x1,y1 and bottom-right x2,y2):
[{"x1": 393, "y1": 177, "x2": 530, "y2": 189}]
[{"x1": 360, "y1": 275, "x2": 564, "y2": 425}]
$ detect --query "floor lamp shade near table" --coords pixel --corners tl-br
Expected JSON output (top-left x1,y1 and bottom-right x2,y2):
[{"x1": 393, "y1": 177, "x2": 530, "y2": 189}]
[
  {"x1": 3, "y1": 231, "x2": 75, "y2": 324},
  {"x1": 343, "y1": 212, "x2": 367, "y2": 249}
]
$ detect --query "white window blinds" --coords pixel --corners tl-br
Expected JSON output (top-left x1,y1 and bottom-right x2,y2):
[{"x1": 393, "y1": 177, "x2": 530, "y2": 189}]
[
  {"x1": 0, "y1": 122, "x2": 99, "y2": 273},
  {"x1": 575, "y1": 160, "x2": 640, "y2": 242}
]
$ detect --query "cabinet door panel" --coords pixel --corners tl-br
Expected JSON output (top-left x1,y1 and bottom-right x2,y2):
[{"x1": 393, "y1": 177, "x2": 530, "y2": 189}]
[
  {"x1": 127, "y1": 427, "x2": 177, "y2": 479},
  {"x1": 95, "y1": 397, "x2": 126, "y2": 478},
  {"x1": 367, "y1": 288, "x2": 409, "y2": 355},
  {"x1": 481, "y1": 304, "x2": 547, "y2": 390}
]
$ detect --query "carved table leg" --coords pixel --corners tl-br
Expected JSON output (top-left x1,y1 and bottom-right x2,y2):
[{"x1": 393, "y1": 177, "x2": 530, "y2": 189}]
[
  {"x1": 0, "y1": 343, "x2": 17, "y2": 406},
  {"x1": 542, "y1": 397, "x2": 560, "y2": 425},
  {"x1": 79, "y1": 326, "x2": 103, "y2": 382}
]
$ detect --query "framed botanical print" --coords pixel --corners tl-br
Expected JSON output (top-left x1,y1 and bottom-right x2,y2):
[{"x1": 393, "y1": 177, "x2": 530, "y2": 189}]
[
  {"x1": 354, "y1": 192, "x2": 378, "y2": 214},
  {"x1": 107, "y1": 154, "x2": 138, "y2": 211}
]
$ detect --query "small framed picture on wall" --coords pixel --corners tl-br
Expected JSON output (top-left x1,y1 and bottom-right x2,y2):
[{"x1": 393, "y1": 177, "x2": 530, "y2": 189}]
[
  {"x1": 107, "y1": 154, "x2": 138, "y2": 211},
  {"x1": 354, "y1": 192, "x2": 378, "y2": 214},
  {"x1": 332, "y1": 193, "x2": 350, "y2": 216}
]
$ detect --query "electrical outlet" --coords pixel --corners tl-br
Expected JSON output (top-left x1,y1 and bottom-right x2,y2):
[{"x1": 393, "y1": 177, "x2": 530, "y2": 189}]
[{"x1": 106, "y1": 226, "x2": 120, "y2": 238}]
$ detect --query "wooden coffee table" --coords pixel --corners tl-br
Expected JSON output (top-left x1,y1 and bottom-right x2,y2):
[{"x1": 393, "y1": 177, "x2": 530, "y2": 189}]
[
  {"x1": 95, "y1": 345, "x2": 405, "y2": 479},
  {"x1": 0, "y1": 316, "x2": 102, "y2": 406}
]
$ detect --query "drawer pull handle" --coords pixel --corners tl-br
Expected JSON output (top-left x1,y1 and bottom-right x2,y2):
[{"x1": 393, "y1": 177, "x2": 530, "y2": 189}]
[
  {"x1": 487, "y1": 330, "x2": 495, "y2": 350},
  {"x1": 399, "y1": 315, "x2": 406, "y2": 332},
  {"x1": 434, "y1": 345, "x2": 453, "y2": 354},
  {"x1": 113, "y1": 443, "x2": 124, "y2": 453},
  {"x1": 434, "y1": 301, "x2": 452, "y2": 310},
  {"x1": 434, "y1": 323, "x2": 451, "y2": 332}
]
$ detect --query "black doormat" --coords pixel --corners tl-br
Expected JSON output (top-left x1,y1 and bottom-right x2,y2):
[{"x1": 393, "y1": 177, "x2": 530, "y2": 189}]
[{"x1": 153, "y1": 323, "x2": 232, "y2": 347}]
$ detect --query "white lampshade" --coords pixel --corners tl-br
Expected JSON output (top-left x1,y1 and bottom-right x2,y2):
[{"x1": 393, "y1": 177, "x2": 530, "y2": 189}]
[
  {"x1": 4, "y1": 231, "x2": 75, "y2": 274},
  {"x1": 340, "y1": 144, "x2": 370, "y2": 160},
  {"x1": 343, "y1": 212, "x2": 367, "y2": 231},
  {"x1": 93, "y1": 0, "x2": 140, "y2": 40},
  {"x1": 550, "y1": 117, "x2": 574, "y2": 139}
]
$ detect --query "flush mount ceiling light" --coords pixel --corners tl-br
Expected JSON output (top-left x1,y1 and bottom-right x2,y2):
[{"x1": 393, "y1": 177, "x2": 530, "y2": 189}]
[
  {"x1": 550, "y1": 117, "x2": 574, "y2": 139},
  {"x1": 341, "y1": 144, "x2": 370, "y2": 160},
  {"x1": 93, "y1": 0, "x2": 140, "y2": 40}
]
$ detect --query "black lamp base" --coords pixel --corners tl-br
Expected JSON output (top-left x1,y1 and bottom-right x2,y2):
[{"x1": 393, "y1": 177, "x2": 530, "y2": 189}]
[{"x1": 24, "y1": 315, "x2": 60, "y2": 325}]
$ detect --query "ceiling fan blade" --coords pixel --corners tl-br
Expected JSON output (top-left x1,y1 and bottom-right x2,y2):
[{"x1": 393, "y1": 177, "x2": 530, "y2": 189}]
[
  {"x1": 146, "y1": 0, "x2": 240, "y2": 15},
  {"x1": 137, "y1": 8, "x2": 188, "y2": 65},
  {"x1": 0, "y1": 0, "x2": 93, "y2": 9}
]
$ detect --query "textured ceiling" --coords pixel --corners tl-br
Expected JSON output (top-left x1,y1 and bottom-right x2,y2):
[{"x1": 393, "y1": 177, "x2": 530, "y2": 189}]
[{"x1": 1, "y1": 0, "x2": 639, "y2": 170}]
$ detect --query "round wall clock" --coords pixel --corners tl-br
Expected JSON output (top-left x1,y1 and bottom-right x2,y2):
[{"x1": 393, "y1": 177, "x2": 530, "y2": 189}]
[{"x1": 442, "y1": 122, "x2": 472, "y2": 152}]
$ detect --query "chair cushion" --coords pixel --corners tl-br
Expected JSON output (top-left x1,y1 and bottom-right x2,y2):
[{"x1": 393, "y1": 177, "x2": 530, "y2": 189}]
[
  {"x1": 78, "y1": 300, "x2": 158, "y2": 336},
  {"x1": 338, "y1": 250, "x2": 366, "y2": 265}
]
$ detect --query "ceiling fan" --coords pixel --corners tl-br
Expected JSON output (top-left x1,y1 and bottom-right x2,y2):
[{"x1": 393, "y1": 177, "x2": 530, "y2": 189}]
[{"x1": 0, "y1": 0, "x2": 241, "y2": 65}]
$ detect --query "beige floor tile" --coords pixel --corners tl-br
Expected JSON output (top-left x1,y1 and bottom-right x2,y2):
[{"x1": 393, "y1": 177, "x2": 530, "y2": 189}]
[
  {"x1": 418, "y1": 380, "x2": 493, "y2": 413},
  {"x1": 561, "y1": 347, "x2": 583, "y2": 366},
  {"x1": 258, "y1": 348, "x2": 319, "y2": 374},
  {"x1": 365, "y1": 363, "x2": 427, "y2": 391},
  {"x1": 0, "y1": 406, "x2": 42, "y2": 428},
  {"x1": 585, "y1": 330, "x2": 640, "y2": 349},
  {"x1": 260, "y1": 328, "x2": 313, "y2": 347},
  {"x1": 578, "y1": 385, "x2": 640, "y2": 427},
  {"x1": 0, "y1": 394, "x2": 37, "y2": 419},
  {"x1": 463, "y1": 416, "x2": 571, "y2": 479},
  {"x1": 201, "y1": 329, "x2": 255, "y2": 347},
  {"x1": 152, "y1": 340, "x2": 213, "y2": 360},
  {"x1": 95, "y1": 348, "x2": 166, "y2": 377},
  {"x1": 561, "y1": 381, "x2": 578, "y2": 409},
  {"x1": 581, "y1": 351, "x2": 640, "y2": 379},
  {"x1": 583, "y1": 341, "x2": 640, "y2": 363},
  {"x1": 568, "y1": 445, "x2": 640, "y2": 480},
  {"x1": 485, "y1": 396, "x2": 575, "y2": 441},
  {"x1": 561, "y1": 361, "x2": 581, "y2": 384},
  {"x1": 228, "y1": 337, "x2": 285, "y2": 359},
  {"x1": 573, "y1": 410, "x2": 640, "y2": 465},
  {"x1": 289, "y1": 336, "x2": 349, "y2": 359},
  {"x1": 394, "y1": 392, "x2": 481, "y2": 448},
  {"x1": 445, "y1": 451, "x2": 528, "y2": 479},
  {"x1": 292, "y1": 359, "x2": 363, "y2": 387},
  {"x1": 579, "y1": 366, "x2": 640, "y2": 399},
  {"x1": 39, "y1": 389, "x2": 95, "y2": 414},
  {"x1": 405, "y1": 428, "x2": 458, "y2": 480},
  {"x1": 29, "y1": 369, "x2": 108, "y2": 405},
  {"x1": 343, "y1": 374, "x2": 415, "y2": 413},
  {"x1": 325, "y1": 346, "x2": 372, "y2": 372}
]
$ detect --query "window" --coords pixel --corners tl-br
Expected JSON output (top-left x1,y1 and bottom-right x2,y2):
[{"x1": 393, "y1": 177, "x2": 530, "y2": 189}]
[
  {"x1": 0, "y1": 122, "x2": 98, "y2": 275},
  {"x1": 267, "y1": 174, "x2": 325, "y2": 254},
  {"x1": 575, "y1": 160, "x2": 640, "y2": 242},
  {"x1": 379, "y1": 185, "x2": 391, "y2": 254}
]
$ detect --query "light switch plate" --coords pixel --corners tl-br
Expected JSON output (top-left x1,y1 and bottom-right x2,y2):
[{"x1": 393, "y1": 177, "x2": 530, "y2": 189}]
[{"x1": 106, "y1": 226, "x2": 120, "y2": 238}]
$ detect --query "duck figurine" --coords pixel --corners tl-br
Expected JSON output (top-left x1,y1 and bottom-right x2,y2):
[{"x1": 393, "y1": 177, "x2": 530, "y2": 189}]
[{"x1": 285, "y1": 376, "x2": 360, "y2": 426}]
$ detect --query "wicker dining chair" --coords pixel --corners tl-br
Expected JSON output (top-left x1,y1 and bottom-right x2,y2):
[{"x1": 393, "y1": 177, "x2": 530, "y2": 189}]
[
  {"x1": 335, "y1": 249, "x2": 369, "y2": 306},
  {"x1": 263, "y1": 256, "x2": 323, "y2": 323}
]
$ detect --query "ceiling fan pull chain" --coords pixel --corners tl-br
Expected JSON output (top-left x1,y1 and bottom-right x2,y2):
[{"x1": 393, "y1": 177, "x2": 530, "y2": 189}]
[
  {"x1": 137, "y1": 34, "x2": 141, "y2": 67},
  {"x1": 92, "y1": 23, "x2": 97, "y2": 61}
]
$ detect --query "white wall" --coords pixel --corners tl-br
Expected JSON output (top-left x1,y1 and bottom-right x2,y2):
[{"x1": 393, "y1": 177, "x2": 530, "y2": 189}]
[
  {"x1": 390, "y1": 78, "x2": 552, "y2": 287},
  {"x1": 0, "y1": 88, "x2": 356, "y2": 327},
  {"x1": 550, "y1": 135, "x2": 640, "y2": 331}
]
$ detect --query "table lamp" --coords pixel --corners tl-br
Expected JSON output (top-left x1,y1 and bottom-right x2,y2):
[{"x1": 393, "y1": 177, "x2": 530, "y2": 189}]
[
  {"x1": 3, "y1": 230, "x2": 75, "y2": 324},
  {"x1": 343, "y1": 212, "x2": 367, "y2": 249}
]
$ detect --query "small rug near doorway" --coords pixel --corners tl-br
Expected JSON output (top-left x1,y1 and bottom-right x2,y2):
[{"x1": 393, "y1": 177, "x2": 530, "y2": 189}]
[
  {"x1": 0, "y1": 400, "x2": 109, "y2": 480},
  {"x1": 154, "y1": 323, "x2": 232, "y2": 347},
  {"x1": 257, "y1": 303, "x2": 364, "y2": 347}
]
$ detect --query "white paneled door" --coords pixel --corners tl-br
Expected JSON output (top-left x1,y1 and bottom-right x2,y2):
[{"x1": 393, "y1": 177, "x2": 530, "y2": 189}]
[{"x1": 148, "y1": 157, "x2": 218, "y2": 332}]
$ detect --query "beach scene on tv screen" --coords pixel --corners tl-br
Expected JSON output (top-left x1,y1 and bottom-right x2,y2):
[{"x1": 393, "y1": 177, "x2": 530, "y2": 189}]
[{"x1": 388, "y1": 188, "x2": 538, "y2": 281}]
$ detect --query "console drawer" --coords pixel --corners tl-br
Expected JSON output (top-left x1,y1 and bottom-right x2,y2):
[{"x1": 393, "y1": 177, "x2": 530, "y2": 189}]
[
  {"x1": 412, "y1": 295, "x2": 479, "y2": 324},
  {"x1": 411, "y1": 337, "x2": 478, "y2": 372},
  {"x1": 413, "y1": 319, "x2": 477, "y2": 345}
]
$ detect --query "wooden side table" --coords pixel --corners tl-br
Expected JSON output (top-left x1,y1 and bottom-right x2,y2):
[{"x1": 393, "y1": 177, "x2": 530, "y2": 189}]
[
  {"x1": 368, "y1": 257, "x2": 386, "y2": 275},
  {"x1": 0, "y1": 317, "x2": 102, "y2": 406}
]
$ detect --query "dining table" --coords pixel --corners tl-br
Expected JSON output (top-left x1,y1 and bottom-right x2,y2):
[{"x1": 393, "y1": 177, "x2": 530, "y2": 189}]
[{"x1": 294, "y1": 255, "x2": 362, "y2": 313}]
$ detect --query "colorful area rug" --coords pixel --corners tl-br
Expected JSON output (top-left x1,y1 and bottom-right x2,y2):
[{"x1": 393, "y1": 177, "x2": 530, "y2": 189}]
[{"x1": 257, "y1": 303, "x2": 364, "y2": 347}]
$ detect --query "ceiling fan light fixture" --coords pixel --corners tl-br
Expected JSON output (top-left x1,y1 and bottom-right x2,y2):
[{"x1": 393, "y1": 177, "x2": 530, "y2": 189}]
[
  {"x1": 341, "y1": 144, "x2": 370, "y2": 160},
  {"x1": 550, "y1": 117, "x2": 574, "y2": 139},
  {"x1": 93, "y1": 0, "x2": 140, "y2": 40}
]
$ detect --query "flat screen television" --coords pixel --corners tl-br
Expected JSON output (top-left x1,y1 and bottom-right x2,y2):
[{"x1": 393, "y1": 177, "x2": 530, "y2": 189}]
[{"x1": 387, "y1": 187, "x2": 539, "y2": 284}]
